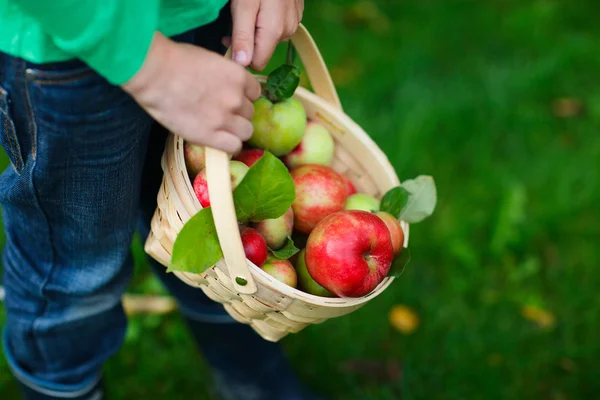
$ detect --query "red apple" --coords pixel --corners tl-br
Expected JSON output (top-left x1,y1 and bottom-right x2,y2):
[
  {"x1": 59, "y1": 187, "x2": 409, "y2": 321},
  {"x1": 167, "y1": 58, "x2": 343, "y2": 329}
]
[
  {"x1": 376, "y1": 211, "x2": 405, "y2": 257},
  {"x1": 341, "y1": 175, "x2": 357, "y2": 196},
  {"x1": 261, "y1": 257, "x2": 297, "y2": 287},
  {"x1": 184, "y1": 142, "x2": 206, "y2": 176},
  {"x1": 290, "y1": 164, "x2": 348, "y2": 234},
  {"x1": 283, "y1": 121, "x2": 335, "y2": 169},
  {"x1": 234, "y1": 148, "x2": 265, "y2": 168},
  {"x1": 253, "y1": 207, "x2": 294, "y2": 250},
  {"x1": 193, "y1": 161, "x2": 249, "y2": 208},
  {"x1": 305, "y1": 210, "x2": 393, "y2": 297},
  {"x1": 239, "y1": 226, "x2": 268, "y2": 267}
]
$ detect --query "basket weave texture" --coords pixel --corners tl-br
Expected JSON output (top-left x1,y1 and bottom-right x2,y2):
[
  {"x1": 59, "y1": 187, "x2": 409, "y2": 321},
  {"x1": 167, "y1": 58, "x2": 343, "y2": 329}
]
[{"x1": 144, "y1": 24, "x2": 409, "y2": 342}]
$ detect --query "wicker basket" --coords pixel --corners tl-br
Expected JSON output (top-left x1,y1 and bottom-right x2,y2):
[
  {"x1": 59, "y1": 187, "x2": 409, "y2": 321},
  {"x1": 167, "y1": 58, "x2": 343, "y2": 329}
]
[{"x1": 144, "y1": 24, "x2": 410, "y2": 342}]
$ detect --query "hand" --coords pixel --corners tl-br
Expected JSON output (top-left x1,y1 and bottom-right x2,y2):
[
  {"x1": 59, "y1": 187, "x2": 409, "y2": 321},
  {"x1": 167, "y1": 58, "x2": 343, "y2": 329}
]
[
  {"x1": 228, "y1": 0, "x2": 304, "y2": 71},
  {"x1": 122, "y1": 32, "x2": 261, "y2": 154}
]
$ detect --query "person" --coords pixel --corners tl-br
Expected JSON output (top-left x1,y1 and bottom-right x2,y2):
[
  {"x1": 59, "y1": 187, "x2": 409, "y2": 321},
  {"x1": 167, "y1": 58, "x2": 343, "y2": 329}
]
[{"x1": 0, "y1": 1, "x2": 320, "y2": 399}]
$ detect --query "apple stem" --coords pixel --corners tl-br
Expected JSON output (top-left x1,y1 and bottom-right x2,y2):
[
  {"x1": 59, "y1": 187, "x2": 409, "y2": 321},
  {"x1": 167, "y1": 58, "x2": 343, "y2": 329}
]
[{"x1": 286, "y1": 41, "x2": 297, "y2": 66}]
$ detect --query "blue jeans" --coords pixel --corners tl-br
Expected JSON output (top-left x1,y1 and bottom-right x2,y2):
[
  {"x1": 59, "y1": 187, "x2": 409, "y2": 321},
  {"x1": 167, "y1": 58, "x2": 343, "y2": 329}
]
[{"x1": 0, "y1": 9, "x2": 306, "y2": 400}]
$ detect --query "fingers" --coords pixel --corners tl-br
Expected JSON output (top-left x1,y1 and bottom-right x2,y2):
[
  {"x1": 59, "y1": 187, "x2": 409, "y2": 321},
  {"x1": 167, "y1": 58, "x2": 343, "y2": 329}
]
[
  {"x1": 251, "y1": 16, "x2": 281, "y2": 71},
  {"x1": 238, "y1": 98, "x2": 255, "y2": 120},
  {"x1": 244, "y1": 73, "x2": 262, "y2": 101},
  {"x1": 222, "y1": 115, "x2": 254, "y2": 141},
  {"x1": 231, "y1": 0, "x2": 260, "y2": 67},
  {"x1": 208, "y1": 130, "x2": 243, "y2": 155}
]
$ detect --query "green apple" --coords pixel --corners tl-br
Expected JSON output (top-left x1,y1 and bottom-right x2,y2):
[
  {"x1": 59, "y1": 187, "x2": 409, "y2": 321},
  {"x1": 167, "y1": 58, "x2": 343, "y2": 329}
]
[
  {"x1": 253, "y1": 207, "x2": 294, "y2": 250},
  {"x1": 283, "y1": 121, "x2": 335, "y2": 168},
  {"x1": 249, "y1": 96, "x2": 307, "y2": 157},
  {"x1": 294, "y1": 249, "x2": 335, "y2": 297},
  {"x1": 229, "y1": 160, "x2": 249, "y2": 188},
  {"x1": 344, "y1": 193, "x2": 380, "y2": 213}
]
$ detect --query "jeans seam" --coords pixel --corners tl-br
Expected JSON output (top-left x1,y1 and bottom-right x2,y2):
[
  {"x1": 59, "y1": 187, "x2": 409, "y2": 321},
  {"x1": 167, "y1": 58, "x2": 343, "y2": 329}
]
[{"x1": 17, "y1": 58, "x2": 37, "y2": 159}]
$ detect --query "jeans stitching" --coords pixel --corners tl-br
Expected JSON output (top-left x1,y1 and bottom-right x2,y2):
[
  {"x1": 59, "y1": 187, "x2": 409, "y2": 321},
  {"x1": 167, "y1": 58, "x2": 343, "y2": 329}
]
[{"x1": 17, "y1": 59, "x2": 37, "y2": 159}]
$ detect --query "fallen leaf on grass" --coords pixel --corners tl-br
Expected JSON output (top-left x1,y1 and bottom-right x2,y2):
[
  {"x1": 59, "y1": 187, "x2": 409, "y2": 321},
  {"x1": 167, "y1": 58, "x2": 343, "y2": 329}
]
[
  {"x1": 521, "y1": 304, "x2": 555, "y2": 329},
  {"x1": 342, "y1": 0, "x2": 391, "y2": 34},
  {"x1": 487, "y1": 353, "x2": 504, "y2": 367},
  {"x1": 330, "y1": 58, "x2": 364, "y2": 86},
  {"x1": 389, "y1": 305, "x2": 420, "y2": 334},
  {"x1": 552, "y1": 97, "x2": 583, "y2": 118},
  {"x1": 122, "y1": 294, "x2": 177, "y2": 316}
]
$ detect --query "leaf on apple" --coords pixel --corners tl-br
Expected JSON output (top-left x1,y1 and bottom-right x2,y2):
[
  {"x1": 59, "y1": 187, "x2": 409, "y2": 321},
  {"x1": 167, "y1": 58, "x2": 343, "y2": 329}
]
[
  {"x1": 380, "y1": 186, "x2": 410, "y2": 218},
  {"x1": 398, "y1": 175, "x2": 437, "y2": 223},
  {"x1": 266, "y1": 64, "x2": 301, "y2": 102},
  {"x1": 233, "y1": 151, "x2": 296, "y2": 223},
  {"x1": 169, "y1": 207, "x2": 223, "y2": 274},
  {"x1": 388, "y1": 248, "x2": 411, "y2": 277},
  {"x1": 269, "y1": 236, "x2": 299, "y2": 259}
]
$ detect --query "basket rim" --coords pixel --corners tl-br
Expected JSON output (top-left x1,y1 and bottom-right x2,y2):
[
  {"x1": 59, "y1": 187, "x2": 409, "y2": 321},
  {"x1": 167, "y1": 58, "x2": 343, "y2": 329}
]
[{"x1": 169, "y1": 84, "x2": 410, "y2": 308}]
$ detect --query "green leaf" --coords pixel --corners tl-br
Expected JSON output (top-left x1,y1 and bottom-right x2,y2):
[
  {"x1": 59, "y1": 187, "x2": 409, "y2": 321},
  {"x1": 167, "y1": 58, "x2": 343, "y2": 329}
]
[
  {"x1": 380, "y1": 186, "x2": 410, "y2": 218},
  {"x1": 266, "y1": 64, "x2": 300, "y2": 101},
  {"x1": 398, "y1": 175, "x2": 437, "y2": 223},
  {"x1": 233, "y1": 151, "x2": 296, "y2": 222},
  {"x1": 269, "y1": 237, "x2": 299, "y2": 259},
  {"x1": 388, "y1": 248, "x2": 411, "y2": 277},
  {"x1": 168, "y1": 207, "x2": 222, "y2": 274}
]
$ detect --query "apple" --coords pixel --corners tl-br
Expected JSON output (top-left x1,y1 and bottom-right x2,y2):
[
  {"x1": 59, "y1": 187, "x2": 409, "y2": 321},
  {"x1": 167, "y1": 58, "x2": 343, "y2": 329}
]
[
  {"x1": 344, "y1": 193, "x2": 380, "y2": 213},
  {"x1": 193, "y1": 161, "x2": 249, "y2": 208},
  {"x1": 305, "y1": 210, "x2": 393, "y2": 297},
  {"x1": 184, "y1": 142, "x2": 206, "y2": 176},
  {"x1": 229, "y1": 160, "x2": 250, "y2": 188},
  {"x1": 294, "y1": 249, "x2": 335, "y2": 297},
  {"x1": 239, "y1": 226, "x2": 268, "y2": 267},
  {"x1": 261, "y1": 257, "x2": 297, "y2": 287},
  {"x1": 341, "y1": 175, "x2": 357, "y2": 196},
  {"x1": 253, "y1": 207, "x2": 294, "y2": 250},
  {"x1": 248, "y1": 96, "x2": 307, "y2": 157},
  {"x1": 376, "y1": 211, "x2": 405, "y2": 257},
  {"x1": 283, "y1": 121, "x2": 335, "y2": 169},
  {"x1": 234, "y1": 148, "x2": 264, "y2": 167},
  {"x1": 290, "y1": 164, "x2": 348, "y2": 234}
]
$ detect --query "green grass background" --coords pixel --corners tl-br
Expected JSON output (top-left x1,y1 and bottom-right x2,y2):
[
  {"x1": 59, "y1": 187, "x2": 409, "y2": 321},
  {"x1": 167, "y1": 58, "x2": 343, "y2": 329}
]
[{"x1": 2, "y1": 0, "x2": 600, "y2": 398}]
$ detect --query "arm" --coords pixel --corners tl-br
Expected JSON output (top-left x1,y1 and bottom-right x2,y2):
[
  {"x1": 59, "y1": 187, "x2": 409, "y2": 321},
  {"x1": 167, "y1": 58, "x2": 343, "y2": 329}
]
[{"x1": 12, "y1": 0, "x2": 159, "y2": 85}]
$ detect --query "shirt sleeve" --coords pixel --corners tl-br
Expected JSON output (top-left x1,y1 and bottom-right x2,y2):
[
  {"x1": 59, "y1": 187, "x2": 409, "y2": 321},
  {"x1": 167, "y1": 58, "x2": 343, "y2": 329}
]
[{"x1": 12, "y1": 0, "x2": 160, "y2": 85}]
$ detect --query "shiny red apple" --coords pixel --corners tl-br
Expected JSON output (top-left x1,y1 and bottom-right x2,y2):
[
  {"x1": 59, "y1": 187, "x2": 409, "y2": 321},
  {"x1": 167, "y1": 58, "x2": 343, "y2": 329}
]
[
  {"x1": 239, "y1": 226, "x2": 268, "y2": 267},
  {"x1": 290, "y1": 164, "x2": 348, "y2": 234},
  {"x1": 305, "y1": 210, "x2": 394, "y2": 297},
  {"x1": 234, "y1": 148, "x2": 265, "y2": 167}
]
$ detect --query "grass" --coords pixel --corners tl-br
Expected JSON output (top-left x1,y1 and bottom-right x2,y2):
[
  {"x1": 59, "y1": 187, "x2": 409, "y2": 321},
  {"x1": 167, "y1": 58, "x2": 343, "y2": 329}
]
[{"x1": 2, "y1": 0, "x2": 600, "y2": 398}]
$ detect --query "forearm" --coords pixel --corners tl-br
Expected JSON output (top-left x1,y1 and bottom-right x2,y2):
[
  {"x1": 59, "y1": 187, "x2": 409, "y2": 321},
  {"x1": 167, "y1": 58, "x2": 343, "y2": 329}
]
[{"x1": 11, "y1": 0, "x2": 160, "y2": 85}]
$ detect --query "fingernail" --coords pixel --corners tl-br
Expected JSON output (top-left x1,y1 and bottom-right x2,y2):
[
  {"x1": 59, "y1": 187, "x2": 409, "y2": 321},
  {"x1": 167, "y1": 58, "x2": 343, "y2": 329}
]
[{"x1": 234, "y1": 51, "x2": 248, "y2": 65}]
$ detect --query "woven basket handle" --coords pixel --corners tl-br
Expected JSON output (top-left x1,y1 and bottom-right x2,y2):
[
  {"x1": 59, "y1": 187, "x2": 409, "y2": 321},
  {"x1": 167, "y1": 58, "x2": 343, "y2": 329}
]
[{"x1": 205, "y1": 23, "x2": 339, "y2": 294}]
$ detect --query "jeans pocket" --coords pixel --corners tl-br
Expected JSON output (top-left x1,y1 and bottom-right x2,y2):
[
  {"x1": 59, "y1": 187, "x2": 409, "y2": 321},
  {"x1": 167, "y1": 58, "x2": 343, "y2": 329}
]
[
  {"x1": 25, "y1": 59, "x2": 97, "y2": 86},
  {"x1": 0, "y1": 85, "x2": 24, "y2": 173}
]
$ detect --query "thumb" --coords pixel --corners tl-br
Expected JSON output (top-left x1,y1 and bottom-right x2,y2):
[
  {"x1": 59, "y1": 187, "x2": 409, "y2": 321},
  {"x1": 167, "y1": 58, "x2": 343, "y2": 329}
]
[{"x1": 231, "y1": 0, "x2": 260, "y2": 67}]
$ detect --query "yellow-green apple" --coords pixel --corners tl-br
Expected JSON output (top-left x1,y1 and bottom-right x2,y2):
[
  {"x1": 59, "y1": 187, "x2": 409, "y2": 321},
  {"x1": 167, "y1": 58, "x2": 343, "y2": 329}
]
[
  {"x1": 239, "y1": 226, "x2": 268, "y2": 267},
  {"x1": 261, "y1": 257, "x2": 297, "y2": 287},
  {"x1": 249, "y1": 96, "x2": 307, "y2": 156},
  {"x1": 234, "y1": 148, "x2": 264, "y2": 168},
  {"x1": 253, "y1": 207, "x2": 294, "y2": 250},
  {"x1": 341, "y1": 175, "x2": 357, "y2": 196},
  {"x1": 376, "y1": 211, "x2": 405, "y2": 257},
  {"x1": 290, "y1": 164, "x2": 348, "y2": 234},
  {"x1": 283, "y1": 121, "x2": 335, "y2": 169},
  {"x1": 184, "y1": 142, "x2": 205, "y2": 176},
  {"x1": 193, "y1": 161, "x2": 249, "y2": 207},
  {"x1": 305, "y1": 210, "x2": 393, "y2": 297},
  {"x1": 344, "y1": 193, "x2": 380, "y2": 213},
  {"x1": 294, "y1": 249, "x2": 335, "y2": 297}
]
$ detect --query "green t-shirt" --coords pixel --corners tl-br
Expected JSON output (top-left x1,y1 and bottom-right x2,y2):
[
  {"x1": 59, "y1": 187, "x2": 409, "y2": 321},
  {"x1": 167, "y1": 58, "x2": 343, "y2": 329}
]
[{"x1": 0, "y1": 0, "x2": 228, "y2": 85}]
